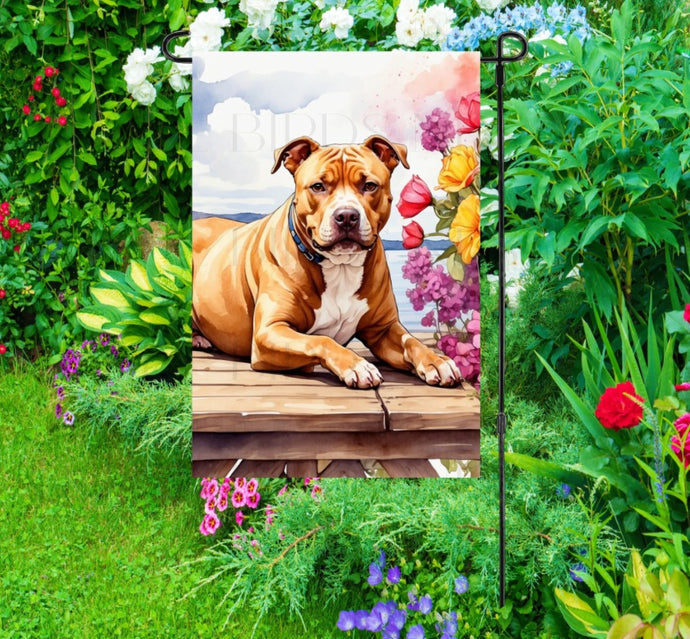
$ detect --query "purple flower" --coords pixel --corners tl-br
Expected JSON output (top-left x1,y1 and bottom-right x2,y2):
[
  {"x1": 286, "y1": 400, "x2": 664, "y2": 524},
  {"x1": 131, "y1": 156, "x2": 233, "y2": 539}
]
[
  {"x1": 336, "y1": 610, "x2": 356, "y2": 631},
  {"x1": 418, "y1": 594, "x2": 432, "y2": 614},
  {"x1": 435, "y1": 611, "x2": 458, "y2": 638},
  {"x1": 56, "y1": 386, "x2": 65, "y2": 400},
  {"x1": 387, "y1": 566, "x2": 401, "y2": 584},
  {"x1": 55, "y1": 402, "x2": 63, "y2": 418},
  {"x1": 63, "y1": 411, "x2": 75, "y2": 426},
  {"x1": 368, "y1": 562, "x2": 383, "y2": 586},
  {"x1": 58, "y1": 292, "x2": 65, "y2": 302},
  {"x1": 99, "y1": 333, "x2": 110, "y2": 346},
  {"x1": 454, "y1": 575, "x2": 469, "y2": 594},
  {"x1": 354, "y1": 610, "x2": 370, "y2": 630},
  {"x1": 570, "y1": 562, "x2": 587, "y2": 582},
  {"x1": 120, "y1": 359, "x2": 131, "y2": 373},
  {"x1": 81, "y1": 340, "x2": 91, "y2": 350},
  {"x1": 558, "y1": 483, "x2": 571, "y2": 498},
  {"x1": 407, "y1": 625, "x2": 425, "y2": 639},
  {"x1": 110, "y1": 345, "x2": 119, "y2": 358},
  {"x1": 96, "y1": 369, "x2": 102, "y2": 377},
  {"x1": 420, "y1": 108, "x2": 455, "y2": 153}
]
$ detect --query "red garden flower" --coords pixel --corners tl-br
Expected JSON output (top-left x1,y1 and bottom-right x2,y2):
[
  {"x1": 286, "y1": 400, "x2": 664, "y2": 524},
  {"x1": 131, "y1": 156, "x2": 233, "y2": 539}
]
[
  {"x1": 0, "y1": 290, "x2": 5, "y2": 298},
  {"x1": 0, "y1": 345, "x2": 6, "y2": 355},
  {"x1": 397, "y1": 175, "x2": 433, "y2": 218},
  {"x1": 28, "y1": 95, "x2": 34, "y2": 102},
  {"x1": 22, "y1": 222, "x2": 31, "y2": 232},
  {"x1": 33, "y1": 114, "x2": 41, "y2": 122},
  {"x1": 7, "y1": 218, "x2": 18, "y2": 228},
  {"x1": 45, "y1": 66, "x2": 55, "y2": 77},
  {"x1": 51, "y1": 87, "x2": 60, "y2": 98},
  {"x1": 0, "y1": 202, "x2": 8, "y2": 214},
  {"x1": 22, "y1": 105, "x2": 30, "y2": 115},
  {"x1": 671, "y1": 413, "x2": 690, "y2": 469},
  {"x1": 402, "y1": 221, "x2": 425, "y2": 249},
  {"x1": 594, "y1": 381, "x2": 645, "y2": 431},
  {"x1": 684, "y1": 303, "x2": 690, "y2": 322},
  {"x1": 13, "y1": 245, "x2": 20, "y2": 253},
  {"x1": 58, "y1": 116, "x2": 67, "y2": 126},
  {"x1": 676, "y1": 383, "x2": 690, "y2": 392},
  {"x1": 44, "y1": 116, "x2": 51, "y2": 123},
  {"x1": 455, "y1": 91, "x2": 481, "y2": 134},
  {"x1": 56, "y1": 97, "x2": 67, "y2": 107},
  {"x1": 1, "y1": 229, "x2": 10, "y2": 240}
]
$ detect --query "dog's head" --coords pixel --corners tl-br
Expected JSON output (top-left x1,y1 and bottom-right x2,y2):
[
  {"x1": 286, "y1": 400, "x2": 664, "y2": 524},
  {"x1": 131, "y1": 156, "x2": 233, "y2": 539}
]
[{"x1": 272, "y1": 136, "x2": 409, "y2": 259}]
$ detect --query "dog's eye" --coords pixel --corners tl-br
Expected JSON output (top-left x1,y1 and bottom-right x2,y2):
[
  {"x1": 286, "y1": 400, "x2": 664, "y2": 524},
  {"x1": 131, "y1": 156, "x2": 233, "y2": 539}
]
[
  {"x1": 310, "y1": 182, "x2": 325, "y2": 192},
  {"x1": 363, "y1": 181, "x2": 378, "y2": 192}
]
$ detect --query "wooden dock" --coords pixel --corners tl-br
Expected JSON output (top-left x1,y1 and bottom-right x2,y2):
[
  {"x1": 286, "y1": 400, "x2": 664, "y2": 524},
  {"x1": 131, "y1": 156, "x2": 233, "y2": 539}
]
[{"x1": 192, "y1": 337, "x2": 480, "y2": 478}]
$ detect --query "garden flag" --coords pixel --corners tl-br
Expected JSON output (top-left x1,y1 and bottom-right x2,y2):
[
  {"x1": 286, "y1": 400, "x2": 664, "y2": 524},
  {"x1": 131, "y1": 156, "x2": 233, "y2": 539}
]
[{"x1": 191, "y1": 52, "x2": 481, "y2": 478}]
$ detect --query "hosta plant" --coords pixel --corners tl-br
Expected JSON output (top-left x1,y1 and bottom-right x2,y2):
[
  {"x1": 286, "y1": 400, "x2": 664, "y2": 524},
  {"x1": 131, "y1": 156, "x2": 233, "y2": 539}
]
[{"x1": 77, "y1": 242, "x2": 191, "y2": 378}]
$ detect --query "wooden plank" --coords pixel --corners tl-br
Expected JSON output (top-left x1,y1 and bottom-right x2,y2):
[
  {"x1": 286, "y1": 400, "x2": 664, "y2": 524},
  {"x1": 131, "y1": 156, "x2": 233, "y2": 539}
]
[
  {"x1": 192, "y1": 459, "x2": 238, "y2": 478},
  {"x1": 379, "y1": 459, "x2": 439, "y2": 478},
  {"x1": 286, "y1": 461, "x2": 319, "y2": 477},
  {"x1": 320, "y1": 460, "x2": 367, "y2": 478},
  {"x1": 193, "y1": 393, "x2": 384, "y2": 432},
  {"x1": 193, "y1": 430, "x2": 479, "y2": 461},
  {"x1": 193, "y1": 368, "x2": 343, "y2": 388},
  {"x1": 232, "y1": 460, "x2": 287, "y2": 477}
]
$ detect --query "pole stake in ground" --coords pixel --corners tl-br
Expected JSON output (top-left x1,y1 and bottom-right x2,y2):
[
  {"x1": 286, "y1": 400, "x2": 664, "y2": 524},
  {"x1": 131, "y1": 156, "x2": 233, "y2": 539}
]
[{"x1": 481, "y1": 31, "x2": 528, "y2": 608}]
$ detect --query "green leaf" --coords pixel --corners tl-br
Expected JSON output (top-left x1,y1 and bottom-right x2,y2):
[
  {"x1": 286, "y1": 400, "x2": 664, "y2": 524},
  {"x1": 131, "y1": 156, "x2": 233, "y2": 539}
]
[
  {"x1": 505, "y1": 452, "x2": 588, "y2": 487},
  {"x1": 554, "y1": 589, "x2": 609, "y2": 638},
  {"x1": 140, "y1": 309, "x2": 171, "y2": 325},
  {"x1": 606, "y1": 614, "x2": 645, "y2": 639},
  {"x1": 134, "y1": 355, "x2": 173, "y2": 378}
]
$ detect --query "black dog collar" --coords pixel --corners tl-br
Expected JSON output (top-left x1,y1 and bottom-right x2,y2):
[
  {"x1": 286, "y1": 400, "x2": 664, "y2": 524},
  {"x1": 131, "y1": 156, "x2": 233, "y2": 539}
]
[{"x1": 288, "y1": 202, "x2": 324, "y2": 264}]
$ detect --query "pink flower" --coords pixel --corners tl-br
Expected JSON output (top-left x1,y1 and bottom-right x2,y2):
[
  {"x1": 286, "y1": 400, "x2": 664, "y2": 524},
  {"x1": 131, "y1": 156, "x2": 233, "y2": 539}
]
[
  {"x1": 231, "y1": 489, "x2": 247, "y2": 508},
  {"x1": 234, "y1": 477, "x2": 247, "y2": 490},
  {"x1": 311, "y1": 484, "x2": 322, "y2": 498},
  {"x1": 246, "y1": 478, "x2": 258, "y2": 495},
  {"x1": 205, "y1": 478, "x2": 219, "y2": 499},
  {"x1": 396, "y1": 175, "x2": 433, "y2": 218},
  {"x1": 205, "y1": 496, "x2": 217, "y2": 515},
  {"x1": 671, "y1": 413, "x2": 690, "y2": 469},
  {"x1": 246, "y1": 492, "x2": 260, "y2": 509},
  {"x1": 676, "y1": 383, "x2": 690, "y2": 392},
  {"x1": 684, "y1": 304, "x2": 690, "y2": 322},
  {"x1": 402, "y1": 221, "x2": 424, "y2": 249},
  {"x1": 455, "y1": 91, "x2": 480, "y2": 134},
  {"x1": 58, "y1": 116, "x2": 67, "y2": 126},
  {"x1": 200, "y1": 478, "x2": 211, "y2": 499},
  {"x1": 235, "y1": 510, "x2": 244, "y2": 526},
  {"x1": 220, "y1": 478, "x2": 231, "y2": 496},
  {"x1": 277, "y1": 484, "x2": 289, "y2": 497},
  {"x1": 217, "y1": 493, "x2": 228, "y2": 512},
  {"x1": 202, "y1": 512, "x2": 221, "y2": 535}
]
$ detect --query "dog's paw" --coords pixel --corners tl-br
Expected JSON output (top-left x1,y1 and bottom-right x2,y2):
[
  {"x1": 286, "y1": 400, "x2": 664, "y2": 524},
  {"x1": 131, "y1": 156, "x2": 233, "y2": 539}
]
[
  {"x1": 415, "y1": 356, "x2": 462, "y2": 387},
  {"x1": 342, "y1": 360, "x2": 383, "y2": 389},
  {"x1": 192, "y1": 333, "x2": 214, "y2": 350}
]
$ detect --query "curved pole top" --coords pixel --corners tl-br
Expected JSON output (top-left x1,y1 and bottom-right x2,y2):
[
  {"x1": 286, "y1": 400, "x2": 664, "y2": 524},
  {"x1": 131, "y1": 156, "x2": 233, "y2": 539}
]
[
  {"x1": 480, "y1": 31, "x2": 529, "y2": 63},
  {"x1": 162, "y1": 30, "x2": 192, "y2": 64}
]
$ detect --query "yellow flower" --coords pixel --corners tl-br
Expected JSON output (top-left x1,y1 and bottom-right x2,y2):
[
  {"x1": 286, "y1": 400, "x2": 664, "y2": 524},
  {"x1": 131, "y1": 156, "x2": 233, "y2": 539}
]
[
  {"x1": 449, "y1": 194, "x2": 480, "y2": 264},
  {"x1": 436, "y1": 145, "x2": 479, "y2": 193}
]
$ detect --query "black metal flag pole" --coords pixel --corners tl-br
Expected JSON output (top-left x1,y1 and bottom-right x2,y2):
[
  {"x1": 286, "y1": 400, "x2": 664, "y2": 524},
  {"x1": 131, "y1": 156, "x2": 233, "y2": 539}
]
[
  {"x1": 481, "y1": 31, "x2": 528, "y2": 607},
  {"x1": 162, "y1": 29, "x2": 528, "y2": 609}
]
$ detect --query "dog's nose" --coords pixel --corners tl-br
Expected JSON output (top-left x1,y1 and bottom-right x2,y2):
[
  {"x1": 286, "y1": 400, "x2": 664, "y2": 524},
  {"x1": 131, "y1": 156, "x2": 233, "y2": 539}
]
[{"x1": 333, "y1": 208, "x2": 360, "y2": 231}]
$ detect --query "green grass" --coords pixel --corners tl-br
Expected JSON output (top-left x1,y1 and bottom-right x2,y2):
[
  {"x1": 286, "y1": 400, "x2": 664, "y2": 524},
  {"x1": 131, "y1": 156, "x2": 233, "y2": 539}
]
[{"x1": 0, "y1": 362, "x2": 341, "y2": 638}]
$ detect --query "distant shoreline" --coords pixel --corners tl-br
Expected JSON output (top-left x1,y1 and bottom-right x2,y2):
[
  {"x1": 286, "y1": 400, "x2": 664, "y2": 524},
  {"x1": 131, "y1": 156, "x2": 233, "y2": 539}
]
[{"x1": 192, "y1": 211, "x2": 452, "y2": 251}]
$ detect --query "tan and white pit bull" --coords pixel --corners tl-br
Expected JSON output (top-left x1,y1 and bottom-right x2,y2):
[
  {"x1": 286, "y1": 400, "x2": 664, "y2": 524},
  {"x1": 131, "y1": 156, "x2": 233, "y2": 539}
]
[{"x1": 192, "y1": 135, "x2": 461, "y2": 389}]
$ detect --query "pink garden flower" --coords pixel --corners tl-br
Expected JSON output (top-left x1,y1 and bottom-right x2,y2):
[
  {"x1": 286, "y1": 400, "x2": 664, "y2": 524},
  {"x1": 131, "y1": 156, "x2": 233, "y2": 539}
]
[
  {"x1": 246, "y1": 478, "x2": 258, "y2": 495},
  {"x1": 455, "y1": 91, "x2": 480, "y2": 134},
  {"x1": 201, "y1": 512, "x2": 221, "y2": 535},
  {"x1": 220, "y1": 478, "x2": 231, "y2": 496},
  {"x1": 231, "y1": 489, "x2": 247, "y2": 508},
  {"x1": 397, "y1": 175, "x2": 433, "y2": 218},
  {"x1": 671, "y1": 413, "x2": 690, "y2": 469},
  {"x1": 684, "y1": 303, "x2": 690, "y2": 322},
  {"x1": 402, "y1": 221, "x2": 424, "y2": 249},
  {"x1": 675, "y1": 383, "x2": 690, "y2": 392},
  {"x1": 234, "y1": 477, "x2": 247, "y2": 490},
  {"x1": 311, "y1": 484, "x2": 323, "y2": 499},
  {"x1": 246, "y1": 492, "x2": 261, "y2": 509},
  {"x1": 203, "y1": 478, "x2": 219, "y2": 500},
  {"x1": 217, "y1": 493, "x2": 228, "y2": 512},
  {"x1": 235, "y1": 510, "x2": 244, "y2": 526}
]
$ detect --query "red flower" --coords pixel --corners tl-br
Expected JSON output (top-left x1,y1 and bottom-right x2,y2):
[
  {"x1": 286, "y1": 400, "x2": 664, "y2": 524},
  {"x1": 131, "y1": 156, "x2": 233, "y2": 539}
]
[
  {"x1": 33, "y1": 114, "x2": 41, "y2": 122},
  {"x1": 1, "y1": 229, "x2": 10, "y2": 240},
  {"x1": 397, "y1": 175, "x2": 433, "y2": 218},
  {"x1": 0, "y1": 345, "x2": 6, "y2": 355},
  {"x1": 676, "y1": 383, "x2": 690, "y2": 392},
  {"x1": 52, "y1": 87, "x2": 60, "y2": 98},
  {"x1": 58, "y1": 116, "x2": 67, "y2": 126},
  {"x1": 28, "y1": 95, "x2": 34, "y2": 102},
  {"x1": 13, "y1": 245, "x2": 19, "y2": 253},
  {"x1": 45, "y1": 66, "x2": 54, "y2": 77},
  {"x1": 684, "y1": 303, "x2": 690, "y2": 322},
  {"x1": 44, "y1": 116, "x2": 51, "y2": 123},
  {"x1": 402, "y1": 221, "x2": 424, "y2": 249},
  {"x1": 594, "y1": 381, "x2": 644, "y2": 431},
  {"x1": 671, "y1": 413, "x2": 690, "y2": 469},
  {"x1": 0, "y1": 201, "x2": 8, "y2": 214},
  {"x1": 22, "y1": 105, "x2": 30, "y2": 115},
  {"x1": 455, "y1": 91, "x2": 481, "y2": 135},
  {"x1": 35, "y1": 75, "x2": 43, "y2": 83},
  {"x1": 22, "y1": 222, "x2": 31, "y2": 232},
  {"x1": 33, "y1": 82, "x2": 42, "y2": 92},
  {"x1": 56, "y1": 96, "x2": 67, "y2": 107},
  {"x1": 0, "y1": 289, "x2": 5, "y2": 298},
  {"x1": 7, "y1": 218, "x2": 18, "y2": 228}
]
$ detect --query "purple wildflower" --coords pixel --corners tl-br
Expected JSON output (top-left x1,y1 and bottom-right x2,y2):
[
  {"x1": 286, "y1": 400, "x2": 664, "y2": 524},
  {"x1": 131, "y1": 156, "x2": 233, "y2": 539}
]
[
  {"x1": 120, "y1": 359, "x2": 130, "y2": 373},
  {"x1": 55, "y1": 402, "x2": 63, "y2": 418},
  {"x1": 63, "y1": 411, "x2": 75, "y2": 426},
  {"x1": 110, "y1": 345, "x2": 119, "y2": 358},
  {"x1": 420, "y1": 108, "x2": 455, "y2": 153},
  {"x1": 454, "y1": 575, "x2": 469, "y2": 594},
  {"x1": 56, "y1": 386, "x2": 65, "y2": 400},
  {"x1": 570, "y1": 562, "x2": 587, "y2": 582},
  {"x1": 558, "y1": 483, "x2": 571, "y2": 498},
  {"x1": 99, "y1": 333, "x2": 110, "y2": 346},
  {"x1": 387, "y1": 566, "x2": 401, "y2": 584},
  {"x1": 407, "y1": 625, "x2": 425, "y2": 639},
  {"x1": 418, "y1": 594, "x2": 432, "y2": 614},
  {"x1": 368, "y1": 562, "x2": 383, "y2": 586},
  {"x1": 336, "y1": 610, "x2": 356, "y2": 631}
]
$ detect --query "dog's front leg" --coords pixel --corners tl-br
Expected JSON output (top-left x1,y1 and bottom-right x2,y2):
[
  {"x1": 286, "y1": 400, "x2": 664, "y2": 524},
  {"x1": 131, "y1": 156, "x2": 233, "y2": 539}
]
[
  {"x1": 252, "y1": 320, "x2": 383, "y2": 389},
  {"x1": 359, "y1": 322, "x2": 461, "y2": 387}
]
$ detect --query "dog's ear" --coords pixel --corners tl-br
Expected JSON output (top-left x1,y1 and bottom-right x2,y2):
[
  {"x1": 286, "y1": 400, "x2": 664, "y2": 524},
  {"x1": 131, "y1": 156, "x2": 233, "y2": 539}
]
[
  {"x1": 364, "y1": 135, "x2": 410, "y2": 172},
  {"x1": 271, "y1": 137, "x2": 321, "y2": 174}
]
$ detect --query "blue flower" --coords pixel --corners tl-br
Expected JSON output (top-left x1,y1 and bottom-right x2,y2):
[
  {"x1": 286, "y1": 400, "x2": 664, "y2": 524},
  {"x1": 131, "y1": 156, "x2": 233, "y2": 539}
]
[
  {"x1": 558, "y1": 483, "x2": 571, "y2": 498},
  {"x1": 378, "y1": 550, "x2": 386, "y2": 568},
  {"x1": 418, "y1": 594, "x2": 433, "y2": 614},
  {"x1": 387, "y1": 566, "x2": 401, "y2": 584},
  {"x1": 435, "y1": 611, "x2": 459, "y2": 638},
  {"x1": 570, "y1": 562, "x2": 587, "y2": 582},
  {"x1": 407, "y1": 624, "x2": 425, "y2": 639},
  {"x1": 454, "y1": 575, "x2": 469, "y2": 594},
  {"x1": 336, "y1": 610, "x2": 356, "y2": 631},
  {"x1": 368, "y1": 562, "x2": 383, "y2": 586}
]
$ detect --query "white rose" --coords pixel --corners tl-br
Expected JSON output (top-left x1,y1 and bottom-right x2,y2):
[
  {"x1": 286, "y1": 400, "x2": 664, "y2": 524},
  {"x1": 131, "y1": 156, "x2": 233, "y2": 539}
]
[
  {"x1": 172, "y1": 42, "x2": 192, "y2": 76},
  {"x1": 168, "y1": 69, "x2": 189, "y2": 92},
  {"x1": 395, "y1": 15, "x2": 424, "y2": 47},
  {"x1": 131, "y1": 80, "x2": 157, "y2": 106},
  {"x1": 320, "y1": 7, "x2": 354, "y2": 39},
  {"x1": 123, "y1": 46, "x2": 162, "y2": 88},
  {"x1": 312, "y1": 0, "x2": 325, "y2": 8},
  {"x1": 474, "y1": 0, "x2": 510, "y2": 13},
  {"x1": 239, "y1": 0, "x2": 279, "y2": 35},
  {"x1": 190, "y1": 7, "x2": 230, "y2": 51},
  {"x1": 396, "y1": 0, "x2": 420, "y2": 21},
  {"x1": 422, "y1": 4, "x2": 456, "y2": 45}
]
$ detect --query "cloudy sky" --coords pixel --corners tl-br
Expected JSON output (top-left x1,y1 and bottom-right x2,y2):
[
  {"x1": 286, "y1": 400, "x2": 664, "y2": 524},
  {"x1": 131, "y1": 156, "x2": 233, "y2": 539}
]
[{"x1": 192, "y1": 51, "x2": 479, "y2": 242}]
